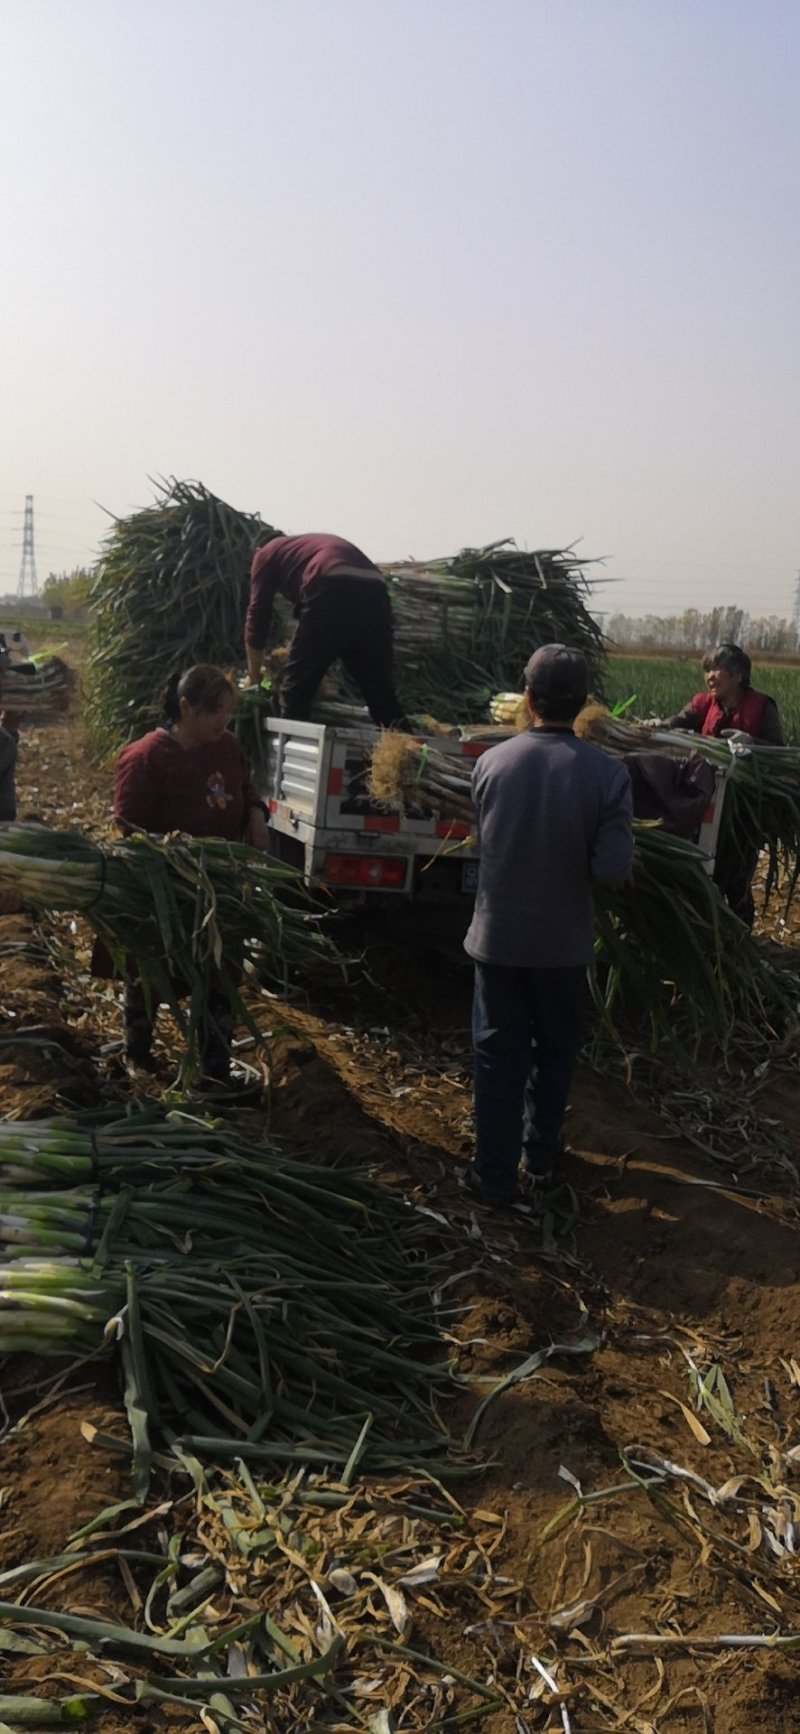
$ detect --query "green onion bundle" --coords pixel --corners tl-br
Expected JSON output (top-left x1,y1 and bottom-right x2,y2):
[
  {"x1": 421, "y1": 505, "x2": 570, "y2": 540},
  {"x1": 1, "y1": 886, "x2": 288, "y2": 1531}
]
[
  {"x1": 0, "y1": 1112, "x2": 461, "y2": 1480},
  {"x1": 0, "y1": 823, "x2": 338, "y2": 1081},
  {"x1": 592, "y1": 827, "x2": 791, "y2": 1057},
  {"x1": 370, "y1": 731, "x2": 476, "y2": 821},
  {"x1": 576, "y1": 706, "x2": 800, "y2": 908},
  {"x1": 489, "y1": 690, "x2": 527, "y2": 727},
  {"x1": 382, "y1": 540, "x2": 608, "y2": 720},
  {"x1": 84, "y1": 479, "x2": 279, "y2": 757},
  {"x1": 0, "y1": 655, "x2": 74, "y2": 719}
]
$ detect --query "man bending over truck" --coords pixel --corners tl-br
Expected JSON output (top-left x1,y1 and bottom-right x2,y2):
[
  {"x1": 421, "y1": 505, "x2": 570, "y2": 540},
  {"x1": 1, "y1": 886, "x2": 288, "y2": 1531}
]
[
  {"x1": 244, "y1": 532, "x2": 408, "y2": 728},
  {"x1": 464, "y1": 644, "x2": 634, "y2": 1208}
]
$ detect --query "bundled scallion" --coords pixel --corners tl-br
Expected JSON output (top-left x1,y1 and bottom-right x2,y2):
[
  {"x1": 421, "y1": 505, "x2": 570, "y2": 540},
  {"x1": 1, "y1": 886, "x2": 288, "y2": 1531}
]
[
  {"x1": 0, "y1": 1111, "x2": 462, "y2": 1481},
  {"x1": 84, "y1": 479, "x2": 281, "y2": 757},
  {"x1": 382, "y1": 541, "x2": 608, "y2": 720},
  {"x1": 370, "y1": 733, "x2": 476, "y2": 822},
  {"x1": 0, "y1": 823, "x2": 338, "y2": 1081},
  {"x1": 591, "y1": 826, "x2": 791, "y2": 1057},
  {"x1": 0, "y1": 655, "x2": 74, "y2": 719},
  {"x1": 575, "y1": 705, "x2": 800, "y2": 909}
]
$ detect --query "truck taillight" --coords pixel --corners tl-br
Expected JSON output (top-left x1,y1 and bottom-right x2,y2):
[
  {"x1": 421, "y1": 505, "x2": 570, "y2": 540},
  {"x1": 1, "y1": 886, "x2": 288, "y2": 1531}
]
[{"x1": 323, "y1": 852, "x2": 408, "y2": 890}]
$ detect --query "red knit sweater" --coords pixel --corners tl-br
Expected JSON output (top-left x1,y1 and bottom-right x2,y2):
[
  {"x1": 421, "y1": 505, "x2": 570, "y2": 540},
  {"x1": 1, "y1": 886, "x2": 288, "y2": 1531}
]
[{"x1": 114, "y1": 728, "x2": 261, "y2": 839}]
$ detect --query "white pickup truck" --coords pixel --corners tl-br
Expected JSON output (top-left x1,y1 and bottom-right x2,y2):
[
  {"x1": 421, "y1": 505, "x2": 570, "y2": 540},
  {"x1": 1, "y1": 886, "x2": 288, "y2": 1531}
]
[
  {"x1": 257, "y1": 717, "x2": 486, "y2": 902},
  {"x1": 256, "y1": 716, "x2": 734, "y2": 903}
]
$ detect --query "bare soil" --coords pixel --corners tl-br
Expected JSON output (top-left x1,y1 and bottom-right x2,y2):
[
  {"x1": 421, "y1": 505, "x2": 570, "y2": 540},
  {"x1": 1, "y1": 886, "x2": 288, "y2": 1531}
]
[{"x1": 1, "y1": 701, "x2": 800, "y2": 1730}]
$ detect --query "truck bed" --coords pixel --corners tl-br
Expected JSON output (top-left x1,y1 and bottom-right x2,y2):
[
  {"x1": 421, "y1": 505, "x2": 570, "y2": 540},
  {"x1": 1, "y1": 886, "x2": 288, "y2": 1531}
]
[{"x1": 257, "y1": 718, "x2": 488, "y2": 899}]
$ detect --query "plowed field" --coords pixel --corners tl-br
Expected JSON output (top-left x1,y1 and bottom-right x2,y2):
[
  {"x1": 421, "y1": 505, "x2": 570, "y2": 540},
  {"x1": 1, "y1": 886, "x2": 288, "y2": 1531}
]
[{"x1": 2, "y1": 696, "x2": 800, "y2": 1732}]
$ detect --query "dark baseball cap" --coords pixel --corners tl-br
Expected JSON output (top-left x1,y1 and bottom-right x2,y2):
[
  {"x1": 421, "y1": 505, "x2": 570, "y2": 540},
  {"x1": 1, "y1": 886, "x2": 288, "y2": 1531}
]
[{"x1": 523, "y1": 643, "x2": 589, "y2": 702}]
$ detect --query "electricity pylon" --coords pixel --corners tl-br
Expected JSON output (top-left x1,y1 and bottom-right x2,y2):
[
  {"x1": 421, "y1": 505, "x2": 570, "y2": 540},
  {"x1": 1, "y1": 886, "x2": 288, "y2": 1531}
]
[{"x1": 16, "y1": 495, "x2": 38, "y2": 598}]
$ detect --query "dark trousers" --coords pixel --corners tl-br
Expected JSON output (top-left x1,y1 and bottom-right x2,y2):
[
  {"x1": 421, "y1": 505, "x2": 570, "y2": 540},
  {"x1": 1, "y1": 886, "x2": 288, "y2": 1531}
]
[
  {"x1": 713, "y1": 834, "x2": 759, "y2": 930},
  {"x1": 472, "y1": 961, "x2": 586, "y2": 1201},
  {"x1": 281, "y1": 578, "x2": 406, "y2": 728},
  {"x1": 124, "y1": 979, "x2": 234, "y2": 1082}
]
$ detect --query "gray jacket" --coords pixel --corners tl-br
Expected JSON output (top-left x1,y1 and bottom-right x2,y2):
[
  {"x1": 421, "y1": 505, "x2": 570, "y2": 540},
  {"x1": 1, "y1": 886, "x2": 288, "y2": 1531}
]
[{"x1": 464, "y1": 727, "x2": 634, "y2": 969}]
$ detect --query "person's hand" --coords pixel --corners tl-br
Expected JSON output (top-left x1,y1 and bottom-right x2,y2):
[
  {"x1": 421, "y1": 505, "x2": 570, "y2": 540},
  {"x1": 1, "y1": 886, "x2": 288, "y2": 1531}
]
[
  {"x1": 721, "y1": 728, "x2": 753, "y2": 745},
  {"x1": 247, "y1": 807, "x2": 270, "y2": 850},
  {"x1": 640, "y1": 716, "x2": 665, "y2": 730},
  {"x1": 0, "y1": 888, "x2": 24, "y2": 914}
]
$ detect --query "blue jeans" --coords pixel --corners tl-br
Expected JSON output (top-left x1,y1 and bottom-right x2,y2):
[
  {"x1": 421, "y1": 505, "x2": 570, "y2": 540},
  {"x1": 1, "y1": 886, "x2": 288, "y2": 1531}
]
[{"x1": 472, "y1": 961, "x2": 586, "y2": 1201}]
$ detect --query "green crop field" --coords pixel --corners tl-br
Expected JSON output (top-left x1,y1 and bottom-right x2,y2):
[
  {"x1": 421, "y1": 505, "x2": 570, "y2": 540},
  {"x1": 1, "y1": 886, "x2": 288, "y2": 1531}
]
[{"x1": 606, "y1": 655, "x2": 800, "y2": 744}]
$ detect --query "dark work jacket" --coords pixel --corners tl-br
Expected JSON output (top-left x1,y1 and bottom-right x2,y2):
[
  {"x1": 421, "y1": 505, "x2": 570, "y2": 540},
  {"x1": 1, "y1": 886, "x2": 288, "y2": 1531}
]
[{"x1": 625, "y1": 752, "x2": 715, "y2": 840}]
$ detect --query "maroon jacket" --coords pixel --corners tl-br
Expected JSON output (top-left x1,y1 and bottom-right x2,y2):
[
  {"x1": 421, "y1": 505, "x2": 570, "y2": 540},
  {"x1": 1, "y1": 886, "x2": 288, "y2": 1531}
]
[
  {"x1": 92, "y1": 729, "x2": 263, "y2": 982},
  {"x1": 669, "y1": 687, "x2": 783, "y2": 743},
  {"x1": 245, "y1": 533, "x2": 382, "y2": 648},
  {"x1": 114, "y1": 728, "x2": 263, "y2": 839}
]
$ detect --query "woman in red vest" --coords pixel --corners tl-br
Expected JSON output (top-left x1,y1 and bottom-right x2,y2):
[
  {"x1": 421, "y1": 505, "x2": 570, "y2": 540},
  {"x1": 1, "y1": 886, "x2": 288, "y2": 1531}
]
[
  {"x1": 666, "y1": 643, "x2": 783, "y2": 927},
  {"x1": 666, "y1": 643, "x2": 783, "y2": 744}
]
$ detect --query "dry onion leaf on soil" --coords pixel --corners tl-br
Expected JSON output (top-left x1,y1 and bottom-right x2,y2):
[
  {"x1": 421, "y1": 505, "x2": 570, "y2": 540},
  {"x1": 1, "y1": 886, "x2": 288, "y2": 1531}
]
[
  {"x1": 397, "y1": 1553, "x2": 443, "y2": 1586},
  {"x1": 658, "y1": 1390, "x2": 712, "y2": 1446},
  {"x1": 610, "y1": 1628, "x2": 800, "y2": 1653},
  {"x1": 684, "y1": 1358, "x2": 751, "y2": 1451},
  {"x1": 465, "y1": 1333, "x2": 600, "y2": 1448},
  {"x1": 6, "y1": 1464, "x2": 514, "y2": 1728},
  {"x1": 549, "y1": 1564, "x2": 645, "y2": 1635},
  {"x1": 529, "y1": 1655, "x2": 572, "y2": 1734}
]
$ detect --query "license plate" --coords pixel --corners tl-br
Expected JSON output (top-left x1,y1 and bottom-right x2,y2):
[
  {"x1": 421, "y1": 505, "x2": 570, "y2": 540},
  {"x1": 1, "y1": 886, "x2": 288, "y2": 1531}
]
[{"x1": 461, "y1": 861, "x2": 479, "y2": 893}]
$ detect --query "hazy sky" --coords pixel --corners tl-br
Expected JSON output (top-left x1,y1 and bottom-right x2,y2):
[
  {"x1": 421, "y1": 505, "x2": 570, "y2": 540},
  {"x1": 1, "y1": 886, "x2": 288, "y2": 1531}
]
[{"x1": 1, "y1": 0, "x2": 798, "y2": 619}]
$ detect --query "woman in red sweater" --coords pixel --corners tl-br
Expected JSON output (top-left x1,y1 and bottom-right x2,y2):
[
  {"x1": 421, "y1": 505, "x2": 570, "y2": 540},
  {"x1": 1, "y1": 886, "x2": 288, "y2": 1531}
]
[{"x1": 112, "y1": 664, "x2": 268, "y2": 1085}]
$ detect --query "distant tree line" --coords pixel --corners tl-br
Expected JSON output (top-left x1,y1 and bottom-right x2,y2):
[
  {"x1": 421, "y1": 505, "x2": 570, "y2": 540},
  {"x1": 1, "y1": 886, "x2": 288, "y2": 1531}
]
[{"x1": 608, "y1": 605, "x2": 800, "y2": 656}]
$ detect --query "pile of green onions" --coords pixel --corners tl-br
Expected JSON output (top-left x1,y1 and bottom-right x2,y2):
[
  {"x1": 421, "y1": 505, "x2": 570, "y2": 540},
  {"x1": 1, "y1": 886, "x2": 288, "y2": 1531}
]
[
  {"x1": 0, "y1": 823, "x2": 338, "y2": 1081},
  {"x1": 592, "y1": 826, "x2": 792, "y2": 1057},
  {"x1": 0, "y1": 1111, "x2": 461, "y2": 1483},
  {"x1": 0, "y1": 655, "x2": 74, "y2": 719},
  {"x1": 83, "y1": 479, "x2": 281, "y2": 757},
  {"x1": 382, "y1": 540, "x2": 608, "y2": 720}
]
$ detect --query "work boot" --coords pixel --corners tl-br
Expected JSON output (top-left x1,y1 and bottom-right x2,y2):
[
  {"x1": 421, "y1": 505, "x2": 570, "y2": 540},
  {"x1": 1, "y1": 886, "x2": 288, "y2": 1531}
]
[
  {"x1": 461, "y1": 1162, "x2": 518, "y2": 1210},
  {"x1": 520, "y1": 1140, "x2": 571, "y2": 1187}
]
